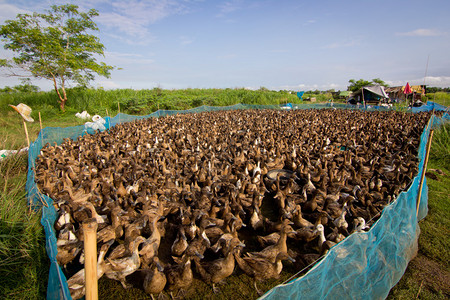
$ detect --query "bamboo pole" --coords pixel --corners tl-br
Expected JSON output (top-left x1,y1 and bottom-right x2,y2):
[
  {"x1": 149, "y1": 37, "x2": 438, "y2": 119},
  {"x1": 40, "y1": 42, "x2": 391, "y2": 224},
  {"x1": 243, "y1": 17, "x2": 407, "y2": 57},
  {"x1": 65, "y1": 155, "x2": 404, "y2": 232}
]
[
  {"x1": 23, "y1": 119, "x2": 30, "y2": 148},
  {"x1": 361, "y1": 88, "x2": 365, "y2": 108},
  {"x1": 416, "y1": 129, "x2": 434, "y2": 217},
  {"x1": 83, "y1": 218, "x2": 98, "y2": 300},
  {"x1": 118, "y1": 102, "x2": 120, "y2": 114},
  {"x1": 106, "y1": 108, "x2": 109, "y2": 118},
  {"x1": 38, "y1": 112, "x2": 43, "y2": 131}
]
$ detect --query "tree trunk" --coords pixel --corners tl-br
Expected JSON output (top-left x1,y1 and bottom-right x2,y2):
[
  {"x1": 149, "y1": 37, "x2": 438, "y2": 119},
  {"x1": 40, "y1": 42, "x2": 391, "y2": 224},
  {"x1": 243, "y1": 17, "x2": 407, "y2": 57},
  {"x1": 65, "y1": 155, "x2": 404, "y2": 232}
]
[{"x1": 51, "y1": 74, "x2": 67, "y2": 111}]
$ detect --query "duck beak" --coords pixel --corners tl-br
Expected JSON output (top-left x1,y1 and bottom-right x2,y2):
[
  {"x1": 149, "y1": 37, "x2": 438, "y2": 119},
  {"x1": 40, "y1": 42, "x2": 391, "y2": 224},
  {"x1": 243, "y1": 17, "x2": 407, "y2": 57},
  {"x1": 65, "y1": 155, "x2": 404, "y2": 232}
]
[
  {"x1": 287, "y1": 255, "x2": 296, "y2": 263},
  {"x1": 194, "y1": 251, "x2": 204, "y2": 260},
  {"x1": 156, "y1": 262, "x2": 164, "y2": 272}
]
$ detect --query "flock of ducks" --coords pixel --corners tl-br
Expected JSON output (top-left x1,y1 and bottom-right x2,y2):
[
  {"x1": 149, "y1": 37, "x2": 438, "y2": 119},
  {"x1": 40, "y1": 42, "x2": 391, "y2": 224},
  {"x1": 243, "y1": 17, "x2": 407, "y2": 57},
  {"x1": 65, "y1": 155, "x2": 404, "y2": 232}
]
[{"x1": 35, "y1": 109, "x2": 432, "y2": 299}]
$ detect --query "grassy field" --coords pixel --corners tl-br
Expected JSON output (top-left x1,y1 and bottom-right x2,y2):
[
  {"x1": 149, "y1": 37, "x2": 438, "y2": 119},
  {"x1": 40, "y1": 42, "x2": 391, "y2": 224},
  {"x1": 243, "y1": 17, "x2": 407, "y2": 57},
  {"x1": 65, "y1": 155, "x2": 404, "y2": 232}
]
[{"x1": 0, "y1": 89, "x2": 448, "y2": 299}]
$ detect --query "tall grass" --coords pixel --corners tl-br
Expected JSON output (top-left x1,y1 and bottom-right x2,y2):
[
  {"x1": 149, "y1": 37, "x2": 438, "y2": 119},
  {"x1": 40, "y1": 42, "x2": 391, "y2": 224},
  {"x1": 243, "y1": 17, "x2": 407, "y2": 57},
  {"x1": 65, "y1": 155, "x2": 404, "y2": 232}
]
[
  {"x1": 429, "y1": 122, "x2": 450, "y2": 167},
  {"x1": 426, "y1": 92, "x2": 450, "y2": 107},
  {"x1": 0, "y1": 88, "x2": 300, "y2": 118},
  {"x1": 388, "y1": 120, "x2": 450, "y2": 299},
  {"x1": 0, "y1": 153, "x2": 48, "y2": 299}
]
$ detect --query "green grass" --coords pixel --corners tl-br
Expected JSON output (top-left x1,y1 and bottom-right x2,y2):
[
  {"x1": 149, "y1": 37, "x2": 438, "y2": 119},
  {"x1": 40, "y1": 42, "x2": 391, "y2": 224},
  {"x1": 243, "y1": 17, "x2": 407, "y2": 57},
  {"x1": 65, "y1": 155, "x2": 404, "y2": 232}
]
[
  {"x1": 0, "y1": 153, "x2": 48, "y2": 299},
  {"x1": 426, "y1": 92, "x2": 450, "y2": 107},
  {"x1": 0, "y1": 93, "x2": 448, "y2": 299},
  {"x1": 0, "y1": 87, "x2": 301, "y2": 119},
  {"x1": 388, "y1": 123, "x2": 450, "y2": 299}
]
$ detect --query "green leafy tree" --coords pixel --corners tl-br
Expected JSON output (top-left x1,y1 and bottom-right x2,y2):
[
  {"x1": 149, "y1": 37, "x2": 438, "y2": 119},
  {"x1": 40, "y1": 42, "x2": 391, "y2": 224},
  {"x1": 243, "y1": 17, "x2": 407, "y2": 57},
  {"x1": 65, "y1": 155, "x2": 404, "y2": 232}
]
[
  {"x1": 372, "y1": 78, "x2": 389, "y2": 87},
  {"x1": 347, "y1": 79, "x2": 372, "y2": 92},
  {"x1": 348, "y1": 78, "x2": 389, "y2": 92},
  {"x1": 0, "y1": 4, "x2": 114, "y2": 111}
]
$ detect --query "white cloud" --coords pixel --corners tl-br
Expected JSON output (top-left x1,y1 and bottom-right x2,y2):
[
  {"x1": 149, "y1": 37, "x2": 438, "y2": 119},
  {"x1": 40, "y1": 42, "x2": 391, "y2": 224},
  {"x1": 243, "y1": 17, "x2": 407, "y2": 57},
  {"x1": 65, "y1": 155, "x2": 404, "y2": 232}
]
[
  {"x1": 97, "y1": 79, "x2": 121, "y2": 89},
  {"x1": 322, "y1": 39, "x2": 360, "y2": 49},
  {"x1": 396, "y1": 28, "x2": 445, "y2": 37},
  {"x1": 0, "y1": 3, "x2": 30, "y2": 23},
  {"x1": 387, "y1": 76, "x2": 450, "y2": 87},
  {"x1": 218, "y1": 0, "x2": 242, "y2": 15},
  {"x1": 95, "y1": 0, "x2": 191, "y2": 42},
  {"x1": 103, "y1": 51, "x2": 155, "y2": 65},
  {"x1": 422, "y1": 76, "x2": 450, "y2": 86},
  {"x1": 276, "y1": 83, "x2": 343, "y2": 91},
  {"x1": 179, "y1": 36, "x2": 194, "y2": 46}
]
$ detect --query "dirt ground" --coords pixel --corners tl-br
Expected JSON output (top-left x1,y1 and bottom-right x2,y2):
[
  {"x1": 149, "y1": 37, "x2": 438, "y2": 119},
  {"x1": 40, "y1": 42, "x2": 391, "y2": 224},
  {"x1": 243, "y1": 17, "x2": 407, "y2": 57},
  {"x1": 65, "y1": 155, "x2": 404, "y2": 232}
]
[{"x1": 408, "y1": 254, "x2": 450, "y2": 296}]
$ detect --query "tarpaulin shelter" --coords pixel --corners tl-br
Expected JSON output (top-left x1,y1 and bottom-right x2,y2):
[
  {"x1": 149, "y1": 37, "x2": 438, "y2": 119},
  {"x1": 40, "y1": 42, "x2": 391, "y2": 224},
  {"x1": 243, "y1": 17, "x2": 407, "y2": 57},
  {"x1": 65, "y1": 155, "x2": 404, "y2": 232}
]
[
  {"x1": 348, "y1": 85, "x2": 389, "y2": 105},
  {"x1": 385, "y1": 85, "x2": 426, "y2": 103}
]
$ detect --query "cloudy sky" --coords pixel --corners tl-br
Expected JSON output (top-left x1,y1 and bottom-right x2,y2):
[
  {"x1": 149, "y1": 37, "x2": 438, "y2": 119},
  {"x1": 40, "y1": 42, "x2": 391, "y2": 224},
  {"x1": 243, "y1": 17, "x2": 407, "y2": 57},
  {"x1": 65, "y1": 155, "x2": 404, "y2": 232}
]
[{"x1": 1, "y1": 0, "x2": 449, "y2": 91}]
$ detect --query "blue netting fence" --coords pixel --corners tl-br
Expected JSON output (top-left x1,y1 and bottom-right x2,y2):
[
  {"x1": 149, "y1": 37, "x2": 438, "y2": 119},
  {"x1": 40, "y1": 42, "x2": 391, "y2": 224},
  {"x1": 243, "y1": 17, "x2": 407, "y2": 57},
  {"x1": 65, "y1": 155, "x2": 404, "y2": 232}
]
[{"x1": 25, "y1": 102, "x2": 449, "y2": 300}]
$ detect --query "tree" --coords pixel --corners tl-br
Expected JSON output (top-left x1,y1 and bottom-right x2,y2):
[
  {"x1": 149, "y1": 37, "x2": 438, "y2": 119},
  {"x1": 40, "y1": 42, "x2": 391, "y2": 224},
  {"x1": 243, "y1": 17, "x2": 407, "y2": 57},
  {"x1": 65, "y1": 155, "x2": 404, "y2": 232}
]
[
  {"x1": 347, "y1": 78, "x2": 389, "y2": 92},
  {"x1": 347, "y1": 79, "x2": 372, "y2": 92},
  {"x1": 0, "y1": 4, "x2": 114, "y2": 111},
  {"x1": 372, "y1": 78, "x2": 389, "y2": 87}
]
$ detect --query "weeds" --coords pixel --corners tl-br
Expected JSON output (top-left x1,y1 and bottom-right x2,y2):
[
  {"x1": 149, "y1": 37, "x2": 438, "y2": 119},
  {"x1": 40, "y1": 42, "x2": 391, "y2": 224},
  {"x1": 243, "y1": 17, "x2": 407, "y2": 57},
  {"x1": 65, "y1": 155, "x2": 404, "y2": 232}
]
[
  {"x1": 429, "y1": 123, "x2": 450, "y2": 167},
  {"x1": 0, "y1": 153, "x2": 48, "y2": 299}
]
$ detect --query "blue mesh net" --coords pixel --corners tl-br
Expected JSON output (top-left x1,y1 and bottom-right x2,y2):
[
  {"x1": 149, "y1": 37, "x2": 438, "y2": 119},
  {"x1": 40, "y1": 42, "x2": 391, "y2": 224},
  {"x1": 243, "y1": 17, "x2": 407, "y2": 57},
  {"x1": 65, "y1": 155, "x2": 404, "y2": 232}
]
[{"x1": 24, "y1": 102, "x2": 448, "y2": 299}]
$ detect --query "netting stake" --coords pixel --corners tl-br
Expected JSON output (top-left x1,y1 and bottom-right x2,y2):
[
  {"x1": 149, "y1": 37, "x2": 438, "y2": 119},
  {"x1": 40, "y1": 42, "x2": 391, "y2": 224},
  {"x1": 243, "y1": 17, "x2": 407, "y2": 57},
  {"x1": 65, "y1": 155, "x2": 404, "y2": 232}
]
[
  {"x1": 416, "y1": 128, "x2": 434, "y2": 217},
  {"x1": 83, "y1": 218, "x2": 99, "y2": 300},
  {"x1": 38, "y1": 112, "x2": 43, "y2": 131},
  {"x1": 23, "y1": 119, "x2": 30, "y2": 148}
]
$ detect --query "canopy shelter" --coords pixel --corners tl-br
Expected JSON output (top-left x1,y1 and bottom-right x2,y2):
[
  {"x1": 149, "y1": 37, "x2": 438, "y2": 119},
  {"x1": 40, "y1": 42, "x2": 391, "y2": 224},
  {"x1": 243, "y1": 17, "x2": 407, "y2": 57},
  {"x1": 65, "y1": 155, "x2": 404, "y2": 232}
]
[
  {"x1": 348, "y1": 85, "x2": 389, "y2": 105},
  {"x1": 386, "y1": 85, "x2": 426, "y2": 104}
]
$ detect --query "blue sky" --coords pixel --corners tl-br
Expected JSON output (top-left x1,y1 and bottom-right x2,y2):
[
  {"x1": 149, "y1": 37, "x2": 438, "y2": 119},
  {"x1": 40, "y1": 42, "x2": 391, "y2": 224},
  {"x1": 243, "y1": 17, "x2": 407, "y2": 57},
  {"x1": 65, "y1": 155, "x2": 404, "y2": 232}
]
[{"x1": 1, "y1": 0, "x2": 450, "y2": 91}]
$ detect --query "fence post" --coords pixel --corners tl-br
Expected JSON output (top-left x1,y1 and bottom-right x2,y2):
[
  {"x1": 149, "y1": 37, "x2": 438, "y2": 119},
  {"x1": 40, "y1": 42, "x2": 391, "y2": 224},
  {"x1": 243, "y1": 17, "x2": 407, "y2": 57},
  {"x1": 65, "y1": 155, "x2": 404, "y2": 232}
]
[
  {"x1": 83, "y1": 218, "x2": 98, "y2": 300},
  {"x1": 416, "y1": 129, "x2": 434, "y2": 217}
]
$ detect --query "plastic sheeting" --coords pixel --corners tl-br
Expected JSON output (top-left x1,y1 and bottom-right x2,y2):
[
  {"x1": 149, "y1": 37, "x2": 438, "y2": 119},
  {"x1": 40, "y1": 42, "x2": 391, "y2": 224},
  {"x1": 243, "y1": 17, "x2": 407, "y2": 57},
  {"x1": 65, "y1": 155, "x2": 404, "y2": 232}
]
[{"x1": 24, "y1": 102, "x2": 449, "y2": 300}]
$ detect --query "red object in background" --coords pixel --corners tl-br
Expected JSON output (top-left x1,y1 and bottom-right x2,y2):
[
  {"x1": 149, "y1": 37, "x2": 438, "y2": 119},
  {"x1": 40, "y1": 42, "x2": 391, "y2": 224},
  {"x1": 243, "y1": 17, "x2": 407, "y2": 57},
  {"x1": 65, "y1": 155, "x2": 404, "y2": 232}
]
[{"x1": 404, "y1": 82, "x2": 412, "y2": 94}]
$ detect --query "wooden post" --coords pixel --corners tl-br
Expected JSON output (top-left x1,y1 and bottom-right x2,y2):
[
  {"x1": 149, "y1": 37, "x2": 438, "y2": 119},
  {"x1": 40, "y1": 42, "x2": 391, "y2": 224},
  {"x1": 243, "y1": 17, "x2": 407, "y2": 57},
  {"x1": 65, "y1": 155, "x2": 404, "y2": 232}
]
[
  {"x1": 23, "y1": 119, "x2": 30, "y2": 147},
  {"x1": 38, "y1": 112, "x2": 43, "y2": 149},
  {"x1": 106, "y1": 108, "x2": 109, "y2": 118},
  {"x1": 361, "y1": 88, "x2": 365, "y2": 107},
  {"x1": 118, "y1": 102, "x2": 120, "y2": 114},
  {"x1": 416, "y1": 129, "x2": 434, "y2": 217},
  {"x1": 38, "y1": 112, "x2": 43, "y2": 131},
  {"x1": 83, "y1": 218, "x2": 98, "y2": 300}
]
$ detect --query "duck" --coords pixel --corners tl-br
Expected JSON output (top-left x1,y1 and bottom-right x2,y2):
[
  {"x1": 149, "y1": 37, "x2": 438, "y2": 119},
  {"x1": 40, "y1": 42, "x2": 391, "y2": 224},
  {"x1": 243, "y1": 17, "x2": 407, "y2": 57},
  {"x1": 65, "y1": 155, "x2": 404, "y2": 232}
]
[
  {"x1": 184, "y1": 218, "x2": 212, "y2": 258},
  {"x1": 139, "y1": 214, "x2": 164, "y2": 267},
  {"x1": 194, "y1": 238, "x2": 245, "y2": 293},
  {"x1": 57, "y1": 240, "x2": 83, "y2": 267},
  {"x1": 104, "y1": 236, "x2": 146, "y2": 288},
  {"x1": 246, "y1": 221, "x2": 293, "y2": 263},
  {"x1": 171, "y1": 226, "x2": 189, "y2": 257},
  {"x1": 292, "y1": 204, "x2": 314, "y2": 229},
  {"x1": 351, "y1": 217, "x2": 370, "y2": 233},
  {"x1": 291, "y1": 225, "x2": 320, "y2": 243},
  {"x1": 234, "y1": 250, "x2": 295, "y2": 295},
  {"x1": 67, "y1": 239, "x2": 114, "y2": 299},
  {"x1": 142, "y1": 257, "x2": 167, "y2": 299},
  {"x1": 165, "y1": 253, "x2": 197, "y2": 299},
  {"x1": 56, "y1": 223, "x2": 78, "y2": 246},
  {"x1": 316, "y1": 224, "x2": 336, "y2": 255}
]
